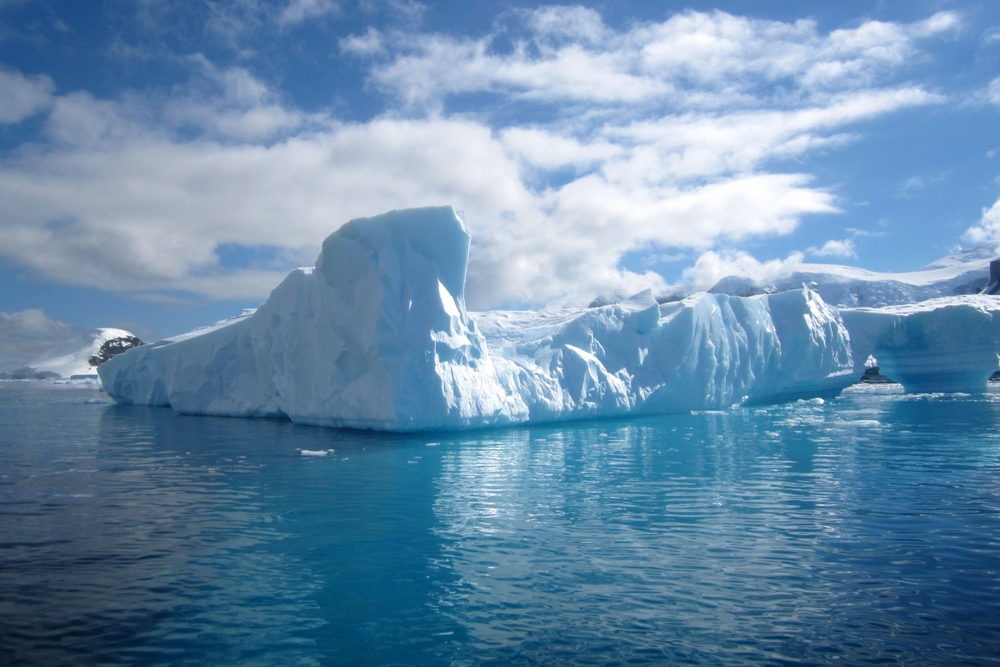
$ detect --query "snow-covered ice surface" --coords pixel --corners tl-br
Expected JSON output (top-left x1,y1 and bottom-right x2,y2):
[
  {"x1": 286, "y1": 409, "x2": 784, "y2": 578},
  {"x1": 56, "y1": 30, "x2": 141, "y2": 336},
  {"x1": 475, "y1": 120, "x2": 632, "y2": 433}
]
[
  {"x1": 100, "y1": 207, "x2": 1000, "y2": 431},
  {"x1": 20, "y1": 328, "x2": 136, "y2": 379}
]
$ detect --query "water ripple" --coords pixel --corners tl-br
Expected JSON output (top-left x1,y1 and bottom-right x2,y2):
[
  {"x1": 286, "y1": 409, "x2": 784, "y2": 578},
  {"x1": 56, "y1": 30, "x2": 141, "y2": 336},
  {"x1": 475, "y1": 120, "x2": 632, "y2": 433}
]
[{"x1": 2, "y1": 382, "x2": 1000, "y2": 665}]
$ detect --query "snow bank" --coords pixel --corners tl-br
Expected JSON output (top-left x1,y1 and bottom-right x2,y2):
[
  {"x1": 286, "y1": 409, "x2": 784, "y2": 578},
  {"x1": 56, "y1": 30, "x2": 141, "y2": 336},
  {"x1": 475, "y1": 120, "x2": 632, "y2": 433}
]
[{"x1": 100, "y1": 207, "x2": 1000, "y2": 430}]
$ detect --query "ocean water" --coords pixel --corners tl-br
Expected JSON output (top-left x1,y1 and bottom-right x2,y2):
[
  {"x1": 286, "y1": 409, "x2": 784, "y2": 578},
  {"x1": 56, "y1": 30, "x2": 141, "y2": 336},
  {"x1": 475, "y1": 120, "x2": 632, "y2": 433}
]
[{"x1": 1, "y1": 382, "x2": 999, "y2": 666}]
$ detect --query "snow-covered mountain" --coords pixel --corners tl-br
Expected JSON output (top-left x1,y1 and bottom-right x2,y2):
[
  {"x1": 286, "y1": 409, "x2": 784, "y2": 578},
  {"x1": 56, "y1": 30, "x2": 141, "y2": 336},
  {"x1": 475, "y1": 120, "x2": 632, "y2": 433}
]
[
  {"x1": 1, "y1": 328, "x2": 137, "y2": 380},
  {"x1": 709, "y1": 243, "x2": 1000, "y2": 307}
]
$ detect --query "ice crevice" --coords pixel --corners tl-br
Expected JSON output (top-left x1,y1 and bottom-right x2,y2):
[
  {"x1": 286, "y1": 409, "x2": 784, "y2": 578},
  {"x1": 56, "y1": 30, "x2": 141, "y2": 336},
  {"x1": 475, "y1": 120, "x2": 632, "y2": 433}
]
[{"x1": 100, "y1": 206, "x2": 1000, "y2": 431}]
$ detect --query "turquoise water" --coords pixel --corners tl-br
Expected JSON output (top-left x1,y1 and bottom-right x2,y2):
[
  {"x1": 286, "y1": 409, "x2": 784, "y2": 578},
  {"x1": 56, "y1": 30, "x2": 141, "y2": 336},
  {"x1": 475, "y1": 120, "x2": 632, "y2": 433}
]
[{"x1": 2, "y1": 382, "x2": 1000, "y2": 666}]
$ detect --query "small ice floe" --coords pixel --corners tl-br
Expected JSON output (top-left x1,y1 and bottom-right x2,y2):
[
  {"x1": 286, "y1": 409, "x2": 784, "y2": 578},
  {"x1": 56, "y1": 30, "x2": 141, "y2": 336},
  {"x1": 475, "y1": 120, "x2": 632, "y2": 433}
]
[
  {"x1": 426, "y1": 442, "x2": 440, "y2": 447},
  {"x1": 300, "y1": 449, "x2": 329, "y2": 457}
]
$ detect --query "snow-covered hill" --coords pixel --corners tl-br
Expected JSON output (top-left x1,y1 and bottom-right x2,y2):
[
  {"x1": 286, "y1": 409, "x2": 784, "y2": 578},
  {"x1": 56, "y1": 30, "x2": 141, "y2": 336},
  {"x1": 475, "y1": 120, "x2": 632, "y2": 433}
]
[
  {"x1": 2, "y1": 328, "x2": 137, "y2": 380},
  {"x1": 709, "y1": 243, "x2": 1000, "y2": 307}
]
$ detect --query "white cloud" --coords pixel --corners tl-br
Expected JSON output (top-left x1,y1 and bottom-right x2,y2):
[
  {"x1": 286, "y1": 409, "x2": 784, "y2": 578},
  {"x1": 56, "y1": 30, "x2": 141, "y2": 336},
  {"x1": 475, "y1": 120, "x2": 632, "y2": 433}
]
[
  {"x1": 500, "y1": 127, "x2": 622, "y2": 170},
  {"x1": 166, "y1": 56, "x2": 310, "y2": 141},
  {"x1": 964, "y1": 198, "x2": 1000, "y2": 244},
  {"x1": 528, "y1": 5, "x2": 609, "y2": 45},
  {"x1": 807, "y1": 238, "x2": 857, "y2": 258},
  {"x1": 0, "y1": 309, "x2": 83, "y2": 370},
  {"x1": 340, "y1": 27, "x2": 385, "y2": 56},
  {"x1": 371, "y1": 9, "x2": 955, "y2": 110},
  {"x1": 279, "y1": 0, "x2": 339, "y2": 27},
  {"x1": 41, "y1": 58, "x2": 310, "y2": 147},
  {"x1": 0, "y1": 106, "x2": 841, "y2": 306},
  {"x1": 606, "y1": 87, "x2": 937, "y2": 181},
  {"x1": 983, "y1": 76, "x2": 1000, "y2": 105},
  {"x1": 0, "y1": 67, "x2": 54, "y2": 124},
  {"x1": 361, "y1": 0, "x2": 425, "y2": 23},
  {"x1": 0, "y1": 9, "x2": 964, "y2": 308},
  {"x1": 680, "y1": 250, "x2": 806, "y2": 293}
]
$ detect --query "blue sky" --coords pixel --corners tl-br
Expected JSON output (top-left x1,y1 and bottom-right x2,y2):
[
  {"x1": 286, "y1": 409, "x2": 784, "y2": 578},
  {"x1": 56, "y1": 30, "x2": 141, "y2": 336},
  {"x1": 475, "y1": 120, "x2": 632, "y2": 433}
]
[{"x1": 1, "y1": 0, "x2": 1000, "y2": 358}]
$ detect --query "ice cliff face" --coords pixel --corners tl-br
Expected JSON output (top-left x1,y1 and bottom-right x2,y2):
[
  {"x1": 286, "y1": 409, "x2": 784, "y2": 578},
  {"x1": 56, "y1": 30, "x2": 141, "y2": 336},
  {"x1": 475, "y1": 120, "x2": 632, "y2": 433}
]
[{"x1": 100, "y1": 207, "x2": 1000, "y2": 431}]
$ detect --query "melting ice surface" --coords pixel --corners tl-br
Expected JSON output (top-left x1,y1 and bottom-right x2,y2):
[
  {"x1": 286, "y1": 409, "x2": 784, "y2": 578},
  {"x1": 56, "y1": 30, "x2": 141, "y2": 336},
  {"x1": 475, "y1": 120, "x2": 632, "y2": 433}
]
[{"x1": 100, "y1": 206, "x2": 1000, "y2": 430}]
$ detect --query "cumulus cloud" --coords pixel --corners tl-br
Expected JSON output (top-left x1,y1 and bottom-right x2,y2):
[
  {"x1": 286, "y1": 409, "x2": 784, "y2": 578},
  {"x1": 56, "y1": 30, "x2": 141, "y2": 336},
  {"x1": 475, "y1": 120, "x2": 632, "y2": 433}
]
[
  {"x1": 964, "y1": 198, "x2": 1000, "y2": 244},
  {"x1": 165, "y1": 55, "x2": 311, "y2": 141},
  {"x1": 0, "y1": 67, "x2": 54, "y2": 124},
  {"x1": 500, "y1": 127, "x2": 622, "y2": 170},
  {"x1": 340, "y1": 27, "x2": 384, "y2": 56},
  {"x1": 0, "y1": 7, "x2": 961, "y2": 308},
  {"x1": 807, "y1": 238, "x2": 857, "y2": 258},
  {"x1": 0, "y1": 309, "x2": 83, "y2": 370},
  {"x1": 680, "y1": 250, "x2": 806, "y2": 293}
]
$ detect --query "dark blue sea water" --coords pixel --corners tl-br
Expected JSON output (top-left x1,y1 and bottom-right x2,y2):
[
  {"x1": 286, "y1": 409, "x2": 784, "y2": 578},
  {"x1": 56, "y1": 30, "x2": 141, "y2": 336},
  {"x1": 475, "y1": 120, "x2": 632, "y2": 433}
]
[{"x1": 2, "y1": 382, "x2": 1000, "y2": 666}]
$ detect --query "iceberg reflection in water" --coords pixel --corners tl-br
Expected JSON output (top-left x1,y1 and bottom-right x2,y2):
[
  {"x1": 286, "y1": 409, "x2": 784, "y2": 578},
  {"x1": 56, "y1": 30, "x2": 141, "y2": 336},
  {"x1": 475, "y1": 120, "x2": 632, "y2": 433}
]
[{"x1": 2, "y1": 381, "x2": 1000, "y2": 665}]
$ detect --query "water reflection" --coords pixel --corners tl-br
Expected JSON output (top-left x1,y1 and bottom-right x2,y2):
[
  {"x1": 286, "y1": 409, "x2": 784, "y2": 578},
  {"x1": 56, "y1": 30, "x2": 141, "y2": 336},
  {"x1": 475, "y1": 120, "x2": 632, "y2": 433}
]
[
  {"x1": 429, "y1": 392, "x2": 1000, "y2": 665},
  {"x1": 1, "y1": 397, "x2": 327, "y2": 666},
  {"x1": 2, "y1": 384, "x2": 1000, "y2": 665}
]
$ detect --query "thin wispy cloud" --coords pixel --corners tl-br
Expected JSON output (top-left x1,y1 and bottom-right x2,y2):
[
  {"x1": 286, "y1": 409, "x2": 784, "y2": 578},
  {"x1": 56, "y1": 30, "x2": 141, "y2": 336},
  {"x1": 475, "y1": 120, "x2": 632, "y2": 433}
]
[
  {"x1": 369, "y1": 8, "x2": 958, "y2": 111},
  {"x1": 279, "y1": 0, "x2": 340, "y2": 28},
  {"x1": 0, "y1": 67, "x2": 54, "y2": 123}
]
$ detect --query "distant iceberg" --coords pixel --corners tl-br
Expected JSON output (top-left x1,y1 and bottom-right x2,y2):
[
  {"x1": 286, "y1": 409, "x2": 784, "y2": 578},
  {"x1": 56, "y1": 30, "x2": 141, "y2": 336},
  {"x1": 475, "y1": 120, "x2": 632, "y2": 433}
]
[{"x1": 99, "y1": 207, "x2": 1000, "y2": 431}]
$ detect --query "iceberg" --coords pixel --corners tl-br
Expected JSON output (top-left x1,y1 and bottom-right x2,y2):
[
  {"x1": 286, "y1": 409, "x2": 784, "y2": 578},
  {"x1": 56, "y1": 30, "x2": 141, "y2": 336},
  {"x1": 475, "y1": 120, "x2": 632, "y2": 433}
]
[
  {"x1": 100, "y1": 207, "x2": 1000, "y2": 431},
  {"x1": 841, "y1": 297, "x2": 1000, "y2": 393}
]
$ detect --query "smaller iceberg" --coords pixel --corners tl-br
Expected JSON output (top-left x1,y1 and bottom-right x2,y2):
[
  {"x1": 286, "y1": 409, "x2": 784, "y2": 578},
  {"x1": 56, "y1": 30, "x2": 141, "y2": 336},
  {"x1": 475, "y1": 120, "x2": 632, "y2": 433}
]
[
  {"x1": 841, "y1": 297, "x2": 1000, "y2": 393},
  {"x1": 100, "y1": 207, "x2": 1000, "y2": 431}
]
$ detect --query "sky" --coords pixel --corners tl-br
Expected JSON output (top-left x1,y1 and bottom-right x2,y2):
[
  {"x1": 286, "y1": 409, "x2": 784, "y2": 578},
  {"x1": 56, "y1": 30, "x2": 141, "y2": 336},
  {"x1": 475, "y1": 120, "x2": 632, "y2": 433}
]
[{"x1": 2, "y1": 0, "x2": 1000, "y2": 365}]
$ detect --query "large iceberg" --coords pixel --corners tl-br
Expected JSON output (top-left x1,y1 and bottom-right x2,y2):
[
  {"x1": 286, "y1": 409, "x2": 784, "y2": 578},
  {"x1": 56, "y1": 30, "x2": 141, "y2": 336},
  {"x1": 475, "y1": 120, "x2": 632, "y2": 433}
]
[{"x1": 100, "y1": 207, "x2": 1000, "y2": 430}]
